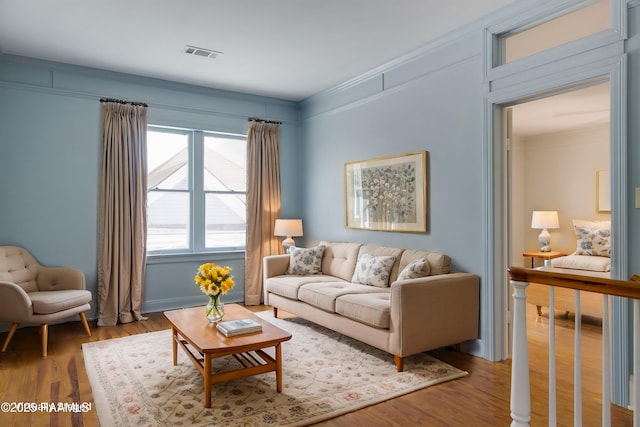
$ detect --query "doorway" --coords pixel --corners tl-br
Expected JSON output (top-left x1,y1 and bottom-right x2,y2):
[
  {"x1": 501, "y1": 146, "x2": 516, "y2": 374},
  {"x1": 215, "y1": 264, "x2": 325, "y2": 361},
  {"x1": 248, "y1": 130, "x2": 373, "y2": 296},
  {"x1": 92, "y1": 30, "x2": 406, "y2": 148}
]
[
  {"x1": 490, "y1": 72, "x2": 629, "y2": 405},
  {"x1": 502, "y1": 81, "x2": 612, "y2": 358},
  {"x1": 508, "y1": 82, "x2": 611, "y2": 272}
]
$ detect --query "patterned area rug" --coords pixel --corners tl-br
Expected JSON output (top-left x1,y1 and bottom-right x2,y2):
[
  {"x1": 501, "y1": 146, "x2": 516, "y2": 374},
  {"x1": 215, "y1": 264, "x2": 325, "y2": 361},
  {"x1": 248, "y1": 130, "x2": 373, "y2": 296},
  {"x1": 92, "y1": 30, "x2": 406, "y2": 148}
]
[{"x1": 82, "y1": 311, "x2": 467, "y2": 427}]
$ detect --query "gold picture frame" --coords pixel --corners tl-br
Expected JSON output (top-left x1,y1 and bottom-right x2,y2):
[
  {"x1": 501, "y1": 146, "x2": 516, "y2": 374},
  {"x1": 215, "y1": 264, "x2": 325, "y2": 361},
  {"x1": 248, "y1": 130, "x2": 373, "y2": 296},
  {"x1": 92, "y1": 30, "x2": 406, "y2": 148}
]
[{"x1": 344, "y1": 151, "x2": 427, "y2": 232}]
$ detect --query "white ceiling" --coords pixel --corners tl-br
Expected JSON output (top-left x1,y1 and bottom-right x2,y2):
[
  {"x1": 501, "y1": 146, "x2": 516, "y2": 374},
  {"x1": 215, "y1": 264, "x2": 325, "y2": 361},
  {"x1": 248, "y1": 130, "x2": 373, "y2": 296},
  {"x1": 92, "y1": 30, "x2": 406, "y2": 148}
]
[
  {"x1": 0, "y1": 0, "x2": 610, "y2": 136},
  {"x1": 511, "y1": 83, "x2": 610, "y2": 138},
  {"x1": 0, "y1": 0, "x2": 514, "y2": 101}
]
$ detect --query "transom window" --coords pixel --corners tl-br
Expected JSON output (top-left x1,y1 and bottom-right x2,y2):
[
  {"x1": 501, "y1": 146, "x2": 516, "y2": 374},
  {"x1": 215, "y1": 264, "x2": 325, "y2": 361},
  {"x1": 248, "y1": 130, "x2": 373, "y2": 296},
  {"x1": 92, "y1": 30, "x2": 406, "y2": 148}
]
[
  {"x1": 146, "y1": 126, "x2": 247, "y2": 253},
  {"x1": 496, "y1": 0, "x2": 611, "y2": 66}
]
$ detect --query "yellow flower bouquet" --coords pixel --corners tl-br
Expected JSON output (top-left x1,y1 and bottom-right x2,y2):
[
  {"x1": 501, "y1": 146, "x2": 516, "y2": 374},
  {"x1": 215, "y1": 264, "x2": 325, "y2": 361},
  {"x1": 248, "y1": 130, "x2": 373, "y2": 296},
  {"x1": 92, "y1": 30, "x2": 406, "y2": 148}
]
[{"x1": 195, "y1": 262, "x2": 234, "y2": 322}]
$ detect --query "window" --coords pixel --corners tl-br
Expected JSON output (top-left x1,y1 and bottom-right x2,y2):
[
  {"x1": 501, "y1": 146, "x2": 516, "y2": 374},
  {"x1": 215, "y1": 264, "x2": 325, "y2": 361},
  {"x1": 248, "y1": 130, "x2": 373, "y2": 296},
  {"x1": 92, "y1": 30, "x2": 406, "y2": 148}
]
[
  {"x1": 496, "y1": 0, "x2": 611, "y2": 66},
  {"x1": 146, "y1": 126, "x2": 247, "y2": 253}
]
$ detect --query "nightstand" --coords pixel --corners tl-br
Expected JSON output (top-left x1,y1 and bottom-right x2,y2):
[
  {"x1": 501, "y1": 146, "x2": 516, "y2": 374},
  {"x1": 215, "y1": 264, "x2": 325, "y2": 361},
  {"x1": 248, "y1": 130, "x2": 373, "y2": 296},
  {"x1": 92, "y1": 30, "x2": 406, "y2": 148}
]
[{"x1": 522, "y1": 251, "x2": 565, "y2": 268}]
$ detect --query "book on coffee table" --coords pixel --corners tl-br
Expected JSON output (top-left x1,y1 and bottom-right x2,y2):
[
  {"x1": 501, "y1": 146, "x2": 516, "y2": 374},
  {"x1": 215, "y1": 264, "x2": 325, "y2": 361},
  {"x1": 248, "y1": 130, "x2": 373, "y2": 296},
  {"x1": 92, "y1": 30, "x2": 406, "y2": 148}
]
[{"x1": 216, "y1": 318, "x2": 263, "y2": 337}]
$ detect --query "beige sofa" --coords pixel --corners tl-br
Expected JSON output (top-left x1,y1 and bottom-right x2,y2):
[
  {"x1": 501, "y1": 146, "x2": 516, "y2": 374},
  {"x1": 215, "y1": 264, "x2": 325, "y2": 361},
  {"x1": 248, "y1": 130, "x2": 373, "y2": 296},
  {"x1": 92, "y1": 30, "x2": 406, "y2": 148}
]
[{"x1": 263, "y1": 242, "x2": 480, "y2": 371}]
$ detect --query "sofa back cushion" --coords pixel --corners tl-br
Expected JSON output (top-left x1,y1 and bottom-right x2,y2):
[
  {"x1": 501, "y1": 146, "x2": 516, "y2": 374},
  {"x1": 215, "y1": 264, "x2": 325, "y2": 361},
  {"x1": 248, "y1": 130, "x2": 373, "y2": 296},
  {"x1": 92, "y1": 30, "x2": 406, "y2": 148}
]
[
  {"x1": 399, "y1": 249, "x2": 451, "y2": 276},
  {"x1": 355, "y1": 245, "x2": 405, "y2": 283},
  {"x1": 321, "y1": 243, "x2": 362, "y2": 281}
]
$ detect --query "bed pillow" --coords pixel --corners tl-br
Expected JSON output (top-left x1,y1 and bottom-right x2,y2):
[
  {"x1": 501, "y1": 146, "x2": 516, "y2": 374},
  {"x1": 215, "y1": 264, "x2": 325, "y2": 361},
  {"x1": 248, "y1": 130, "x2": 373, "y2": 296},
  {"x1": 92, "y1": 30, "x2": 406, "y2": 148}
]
[
  {"x1": 351, "y1": 254, "x2": 396, "y2": 288},
  {"x1": 287, "y1": 245, "x2": 326, "y2": 275},
  {"x1": 551, "y1": 255, "x2": 611, "y2": 272},
  {"x1": 572, "y1": 219, "x2": 611, "y2": 257},
  {"x1": 397, "y1": 258, "x2": 428, "y2": 280}
]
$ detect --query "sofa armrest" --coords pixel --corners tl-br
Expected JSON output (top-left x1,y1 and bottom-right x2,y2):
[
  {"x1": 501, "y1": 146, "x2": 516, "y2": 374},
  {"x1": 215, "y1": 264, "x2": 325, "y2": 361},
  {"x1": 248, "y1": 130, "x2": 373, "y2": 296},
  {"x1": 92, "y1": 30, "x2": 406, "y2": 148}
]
[
  {"x1": 37, "y1": 266, "x2": 86, "y2": 292},
  {"x1": 389, "y1": 272, "x2": 479, "y2": 356},
  {"x1": 0, "y1": 281, "x2": 34, "y2": 323},
  {"x1": 263, "y1": 255, "x2": 291, "y2": 305},
  {"x1": 263, "y1": 255, "x2": 290, "y2": 279}
]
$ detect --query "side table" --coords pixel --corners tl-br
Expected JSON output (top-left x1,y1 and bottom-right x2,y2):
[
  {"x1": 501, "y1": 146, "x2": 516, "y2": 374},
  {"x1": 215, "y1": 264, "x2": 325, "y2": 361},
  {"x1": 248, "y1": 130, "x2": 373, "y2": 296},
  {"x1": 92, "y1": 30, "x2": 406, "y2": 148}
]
[{"x1": 522, "y1": 251, "x2": 565, "y2": 268}]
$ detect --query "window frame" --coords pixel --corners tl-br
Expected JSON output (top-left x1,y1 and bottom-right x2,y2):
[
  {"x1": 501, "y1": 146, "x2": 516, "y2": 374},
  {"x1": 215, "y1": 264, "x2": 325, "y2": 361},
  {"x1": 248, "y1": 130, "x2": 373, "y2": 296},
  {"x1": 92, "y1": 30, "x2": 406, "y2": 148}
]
[{"x1": 146, "y1": 125, "x2": 247, "y2": 255}]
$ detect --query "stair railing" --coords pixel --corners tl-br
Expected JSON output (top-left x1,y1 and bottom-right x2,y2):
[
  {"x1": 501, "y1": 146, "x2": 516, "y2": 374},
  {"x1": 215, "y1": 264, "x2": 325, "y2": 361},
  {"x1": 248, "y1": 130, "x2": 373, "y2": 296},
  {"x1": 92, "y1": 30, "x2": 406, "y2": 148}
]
[{"x1": 508, "y1": 266, "x2": 640, "y2": 427}]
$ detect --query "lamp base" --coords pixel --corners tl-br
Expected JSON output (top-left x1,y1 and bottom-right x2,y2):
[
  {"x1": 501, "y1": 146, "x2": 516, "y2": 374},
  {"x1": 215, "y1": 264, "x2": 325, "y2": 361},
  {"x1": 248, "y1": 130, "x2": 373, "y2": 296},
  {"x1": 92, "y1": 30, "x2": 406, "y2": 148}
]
[
  {"x1": 282, "y1": 237, "x2": 295, "y2": 247},
  {"x1": 538, "y1": 229, "x2": 551, "y2": 252},
  {"x1": 282, "y1": 237, "x2": 296, "y2": 253}
]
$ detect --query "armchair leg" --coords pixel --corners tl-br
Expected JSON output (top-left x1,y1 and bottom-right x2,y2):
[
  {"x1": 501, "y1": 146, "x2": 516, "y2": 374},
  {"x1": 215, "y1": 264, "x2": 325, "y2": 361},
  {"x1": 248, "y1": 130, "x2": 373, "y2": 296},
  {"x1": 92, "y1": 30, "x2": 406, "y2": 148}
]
[
  {"x1": 79, "y1": 312, "x2": 92, "y2": 337},
  {"x1": 41, "y1": 324, "x2": 48, "y2": 358},
  {"x1": 2, "y1": 323, "x2": 19, "y2": 352}
]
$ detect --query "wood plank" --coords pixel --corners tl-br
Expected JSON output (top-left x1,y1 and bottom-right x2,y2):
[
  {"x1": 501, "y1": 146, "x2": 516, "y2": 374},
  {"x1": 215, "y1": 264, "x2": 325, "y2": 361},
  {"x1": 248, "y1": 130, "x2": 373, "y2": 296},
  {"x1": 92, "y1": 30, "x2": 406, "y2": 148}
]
[{"x1": 0, "y1": 305, "x2": 633, "y2": 426}]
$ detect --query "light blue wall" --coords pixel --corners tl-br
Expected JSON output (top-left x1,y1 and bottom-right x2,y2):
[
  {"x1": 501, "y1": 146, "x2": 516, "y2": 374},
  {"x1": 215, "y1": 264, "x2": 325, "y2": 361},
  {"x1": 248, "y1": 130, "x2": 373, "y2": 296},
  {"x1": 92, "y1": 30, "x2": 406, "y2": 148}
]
[
  {"x1": 0, "y1": 55, "x2": 299, "y2": 321},
  {"x1": 298, "y1": 31, "x2": 487, "y2": 359},
  {"x1": 299, "y1": 45, "x2": 484, "y2": 276},
  {"x1": 299, "y1": 0, "x2": 640, "y2": 364}
]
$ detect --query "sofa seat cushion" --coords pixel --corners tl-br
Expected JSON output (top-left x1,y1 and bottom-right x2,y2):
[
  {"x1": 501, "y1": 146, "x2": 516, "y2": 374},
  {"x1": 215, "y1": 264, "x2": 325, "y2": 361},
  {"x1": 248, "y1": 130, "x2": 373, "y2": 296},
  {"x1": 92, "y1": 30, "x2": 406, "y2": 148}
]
[
  {"x1": 29, "y1": 290, "x2": 92, "y2": 314},
  {"x1": 297, "y1": 282, "x2": 388, "y2": 313},
  {"x1": 335, "y1": 293, "x2": 391, "y2": 329},
  {"x1": 265, "y1": 275, "x2": 344, "y2": 300}
]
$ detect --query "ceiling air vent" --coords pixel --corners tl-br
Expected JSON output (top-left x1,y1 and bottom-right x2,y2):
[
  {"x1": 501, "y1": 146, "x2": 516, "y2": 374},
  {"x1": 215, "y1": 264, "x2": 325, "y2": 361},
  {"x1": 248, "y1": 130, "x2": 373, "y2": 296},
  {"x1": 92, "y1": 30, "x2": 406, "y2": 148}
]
[{"x1": 184, "y1": 45, "x2": 223, "y2": 59}]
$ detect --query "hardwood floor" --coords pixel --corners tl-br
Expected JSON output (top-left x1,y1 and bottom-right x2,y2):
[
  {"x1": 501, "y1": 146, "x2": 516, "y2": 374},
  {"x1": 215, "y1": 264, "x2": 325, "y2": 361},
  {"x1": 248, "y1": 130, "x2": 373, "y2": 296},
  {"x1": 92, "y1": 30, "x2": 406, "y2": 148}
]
[{"x1": 0, "y1": 305, "x2": 633, "y2": 426}]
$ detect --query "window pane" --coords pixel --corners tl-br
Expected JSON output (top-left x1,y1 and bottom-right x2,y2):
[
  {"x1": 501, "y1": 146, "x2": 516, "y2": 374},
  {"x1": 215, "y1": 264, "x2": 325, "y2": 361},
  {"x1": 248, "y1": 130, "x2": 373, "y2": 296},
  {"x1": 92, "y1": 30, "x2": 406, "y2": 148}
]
[
  {"x1": 205, "y1": 193, "x2": 246, "y2": 248},
  {"x1": 500, "y1": 0, "x2": 610, "y2": 65},
  {"x1": 147, "y1": 191, "x2": 190, "y2": 251},
  {"x1": 203, "y1": 135, "x2": 246, "y2": 191},
  {"x1": 147, "y1": 130, "x2": 189, "y2": 190}
]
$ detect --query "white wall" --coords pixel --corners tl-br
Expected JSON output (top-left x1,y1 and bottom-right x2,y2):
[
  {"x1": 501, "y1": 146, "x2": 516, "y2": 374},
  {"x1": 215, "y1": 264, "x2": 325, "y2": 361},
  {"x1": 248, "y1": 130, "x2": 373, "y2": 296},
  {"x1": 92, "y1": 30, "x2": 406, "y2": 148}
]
[{"x1": 512, "y1": 123, "x2": 610, "y2": 262}]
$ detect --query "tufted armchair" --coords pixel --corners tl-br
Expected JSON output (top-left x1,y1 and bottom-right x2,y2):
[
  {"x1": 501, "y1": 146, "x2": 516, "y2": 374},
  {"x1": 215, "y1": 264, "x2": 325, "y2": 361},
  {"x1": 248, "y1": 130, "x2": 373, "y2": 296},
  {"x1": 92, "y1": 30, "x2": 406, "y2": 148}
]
[{"x1": 0, "y1": 246, "x2": 92, "y2": 357}]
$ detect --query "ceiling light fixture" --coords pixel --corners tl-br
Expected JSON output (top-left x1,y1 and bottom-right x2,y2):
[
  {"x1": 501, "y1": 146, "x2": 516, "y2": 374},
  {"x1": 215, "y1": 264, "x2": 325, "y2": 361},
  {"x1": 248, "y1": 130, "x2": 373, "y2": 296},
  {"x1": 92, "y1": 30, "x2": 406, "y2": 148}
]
[{"x1": 184, "y1": 45, "x2": 223, "y2": 59}]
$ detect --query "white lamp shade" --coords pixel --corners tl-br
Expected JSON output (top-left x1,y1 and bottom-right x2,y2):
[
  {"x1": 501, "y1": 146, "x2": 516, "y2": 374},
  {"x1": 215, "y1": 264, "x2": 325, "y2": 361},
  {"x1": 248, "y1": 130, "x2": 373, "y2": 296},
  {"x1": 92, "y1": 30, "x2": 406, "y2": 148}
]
[
  {"x1": 274, "y1": 219, "x2": 303, "y2": 238},
  {"x1": 531, "y1": 211, "x2": 559, "y2": 230}
]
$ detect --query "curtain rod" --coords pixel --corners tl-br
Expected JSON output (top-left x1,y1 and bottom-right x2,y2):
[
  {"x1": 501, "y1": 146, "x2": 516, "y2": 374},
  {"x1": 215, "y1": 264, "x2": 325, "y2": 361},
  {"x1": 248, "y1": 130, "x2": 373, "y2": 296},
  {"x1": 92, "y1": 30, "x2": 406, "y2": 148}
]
[
  {"x1": 100, "y1": 97, "x2": 148, "y2": 107},
  {"x1": 248, "y1": 117, "x2": 282, "y2": 125}
]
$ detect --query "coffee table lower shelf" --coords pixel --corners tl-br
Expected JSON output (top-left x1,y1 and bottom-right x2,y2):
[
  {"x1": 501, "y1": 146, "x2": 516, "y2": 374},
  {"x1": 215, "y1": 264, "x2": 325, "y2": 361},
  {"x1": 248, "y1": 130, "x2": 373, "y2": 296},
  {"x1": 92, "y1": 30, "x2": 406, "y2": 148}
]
[{"x1": 174, "y1": 335, "x2": 282, "y2": 389}]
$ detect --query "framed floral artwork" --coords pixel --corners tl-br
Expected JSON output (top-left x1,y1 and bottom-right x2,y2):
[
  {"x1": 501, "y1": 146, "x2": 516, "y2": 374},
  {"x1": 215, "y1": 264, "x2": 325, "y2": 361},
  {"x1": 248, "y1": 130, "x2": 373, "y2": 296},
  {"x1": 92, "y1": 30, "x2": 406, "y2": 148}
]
[{"x1": 344, "y1": 151, "x2": 427, "y2": 232}]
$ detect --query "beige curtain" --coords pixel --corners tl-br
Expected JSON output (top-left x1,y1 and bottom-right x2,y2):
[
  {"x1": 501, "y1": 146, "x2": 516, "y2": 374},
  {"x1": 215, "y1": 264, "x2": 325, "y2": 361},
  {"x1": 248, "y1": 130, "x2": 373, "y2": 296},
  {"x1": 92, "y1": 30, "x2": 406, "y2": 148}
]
[
  {"x1": 245, "y1": 120, "x2": 282, "y2": 305},
  {"x1": 97, "y1": 100, "x2": 148, "y2": 326}
]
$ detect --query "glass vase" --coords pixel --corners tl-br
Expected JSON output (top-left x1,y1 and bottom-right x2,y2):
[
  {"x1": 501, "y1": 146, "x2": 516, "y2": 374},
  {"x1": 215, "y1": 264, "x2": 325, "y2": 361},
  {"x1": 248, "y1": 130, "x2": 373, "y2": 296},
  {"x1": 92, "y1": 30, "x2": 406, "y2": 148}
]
[{"x1": 205, "y1": 295, "x2": 224, "y2": 323}]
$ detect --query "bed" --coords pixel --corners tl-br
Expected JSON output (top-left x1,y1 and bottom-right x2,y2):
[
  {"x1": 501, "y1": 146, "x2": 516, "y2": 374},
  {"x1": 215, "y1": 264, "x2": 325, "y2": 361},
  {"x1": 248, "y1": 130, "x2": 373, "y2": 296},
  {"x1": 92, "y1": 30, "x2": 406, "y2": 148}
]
[{"x1": 526, "y1": 219, "x2": 611, "y2": 320}]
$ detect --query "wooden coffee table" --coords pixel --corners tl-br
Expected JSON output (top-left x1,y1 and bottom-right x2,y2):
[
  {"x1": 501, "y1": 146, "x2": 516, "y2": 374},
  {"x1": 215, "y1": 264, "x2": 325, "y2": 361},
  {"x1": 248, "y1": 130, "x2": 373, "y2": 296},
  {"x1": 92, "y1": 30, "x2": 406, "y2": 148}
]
[{"x1": 163, "y1": 304, "x2": 292, "y2": 408}]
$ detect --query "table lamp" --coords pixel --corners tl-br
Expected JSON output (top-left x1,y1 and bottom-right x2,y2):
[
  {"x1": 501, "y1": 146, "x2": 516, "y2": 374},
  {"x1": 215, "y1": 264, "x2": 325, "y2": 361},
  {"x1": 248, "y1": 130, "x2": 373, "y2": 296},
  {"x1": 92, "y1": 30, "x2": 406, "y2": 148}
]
[
  {"x1": 531, "y1": 210, "x2": 559, "y2": 252},
  {"x1": 274, "y1": 219, "x2": 303, "y2": 251}
]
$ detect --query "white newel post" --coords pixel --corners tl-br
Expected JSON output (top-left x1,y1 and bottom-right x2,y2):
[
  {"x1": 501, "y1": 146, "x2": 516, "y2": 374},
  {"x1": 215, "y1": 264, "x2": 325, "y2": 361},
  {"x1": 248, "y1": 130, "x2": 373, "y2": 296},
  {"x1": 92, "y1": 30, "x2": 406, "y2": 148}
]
[{"x1": 511, "y1": 279, "x2": 531, "y2": 427}]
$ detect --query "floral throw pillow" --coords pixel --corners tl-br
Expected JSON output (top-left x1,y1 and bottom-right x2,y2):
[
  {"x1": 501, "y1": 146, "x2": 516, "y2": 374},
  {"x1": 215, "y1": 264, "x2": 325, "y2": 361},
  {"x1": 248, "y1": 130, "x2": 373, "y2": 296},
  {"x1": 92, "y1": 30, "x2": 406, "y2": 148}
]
[
  {"x1": 287, "y1": 245, "x2": 326, "y2": 275},
  {"x1": 397, "y1": 258, "x2": 429, "y2": 280},
  {"x1": 352, "y1": 254, "x2": 397, "y2": 288},
  {"x1": 574, "y1": 225, "x2": 611, "y2": 257}
]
